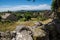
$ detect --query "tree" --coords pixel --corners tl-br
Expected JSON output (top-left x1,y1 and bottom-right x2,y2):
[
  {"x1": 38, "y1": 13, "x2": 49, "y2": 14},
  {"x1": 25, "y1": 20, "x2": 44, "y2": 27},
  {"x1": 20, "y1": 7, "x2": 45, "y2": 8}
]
[
  {"x1": 51, "y1": 0, "x2": 58, "y2": 11},
  {"x1": 52, "y1": 0, "x2": 60, "y2": 19},
  {"x1": 24, "y1": 12, "x2": 31, "y2": 21}
]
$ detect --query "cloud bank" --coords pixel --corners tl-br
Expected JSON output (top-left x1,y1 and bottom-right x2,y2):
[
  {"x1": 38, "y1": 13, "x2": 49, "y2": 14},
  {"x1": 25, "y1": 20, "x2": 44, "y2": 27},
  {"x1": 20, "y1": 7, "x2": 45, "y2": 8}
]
[{"x1": 0, "y1": 4, "x2": 51, "y2": 12}]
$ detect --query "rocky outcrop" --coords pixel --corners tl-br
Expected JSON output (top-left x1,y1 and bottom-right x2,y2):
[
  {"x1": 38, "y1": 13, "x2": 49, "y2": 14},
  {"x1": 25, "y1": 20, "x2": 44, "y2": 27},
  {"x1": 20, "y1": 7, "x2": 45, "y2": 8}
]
[
  {"x1": 45, "y1": 19, "x2": 60, "y2": 40},
  {"x1": 0, "y1": 21, "x2": 60, "y2": 40},
  {"x1": 0, "y1": 22, "x2": 47, "y2": 40}
]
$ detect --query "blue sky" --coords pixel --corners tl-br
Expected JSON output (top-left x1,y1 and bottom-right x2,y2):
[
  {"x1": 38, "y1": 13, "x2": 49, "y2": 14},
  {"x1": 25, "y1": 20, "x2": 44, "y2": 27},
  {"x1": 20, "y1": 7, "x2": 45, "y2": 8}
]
[{"x1": 0, "y1": 0, "x2": 52, "y2": 12}]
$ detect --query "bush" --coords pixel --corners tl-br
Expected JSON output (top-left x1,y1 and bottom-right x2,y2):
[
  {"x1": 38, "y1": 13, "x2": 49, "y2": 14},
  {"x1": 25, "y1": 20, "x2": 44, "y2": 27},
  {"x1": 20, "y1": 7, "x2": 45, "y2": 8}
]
[
  {"x1": 37, "y1": 16, "x2": 48, "y2": 21},
  {"x1": 20, "y1": 18, "x2": 26, "y2": 21},
  {"x1": 24, "y1": 12, "x2": 31, "y2": 21}
]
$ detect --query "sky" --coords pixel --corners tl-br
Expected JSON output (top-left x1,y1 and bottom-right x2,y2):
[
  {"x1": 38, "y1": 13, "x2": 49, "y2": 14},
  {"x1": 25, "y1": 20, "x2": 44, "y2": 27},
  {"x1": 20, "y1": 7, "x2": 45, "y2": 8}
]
[{"x1": 0, "y1": 0, "x2": 52, "y2": 12}]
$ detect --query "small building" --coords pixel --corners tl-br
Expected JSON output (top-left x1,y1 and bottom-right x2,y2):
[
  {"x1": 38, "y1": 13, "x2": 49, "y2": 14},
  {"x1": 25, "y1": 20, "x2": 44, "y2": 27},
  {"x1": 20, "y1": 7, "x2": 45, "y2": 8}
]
[{"x1": 1, "y1": 13, "x2": 17, "y2": 21}]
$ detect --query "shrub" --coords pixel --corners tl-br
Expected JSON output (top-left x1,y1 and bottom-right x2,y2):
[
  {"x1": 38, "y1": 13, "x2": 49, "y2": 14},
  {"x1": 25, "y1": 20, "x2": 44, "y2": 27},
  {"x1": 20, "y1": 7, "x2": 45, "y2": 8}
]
[{"x1": 24, "y1": 12, "x2": 31, "y2": 21}]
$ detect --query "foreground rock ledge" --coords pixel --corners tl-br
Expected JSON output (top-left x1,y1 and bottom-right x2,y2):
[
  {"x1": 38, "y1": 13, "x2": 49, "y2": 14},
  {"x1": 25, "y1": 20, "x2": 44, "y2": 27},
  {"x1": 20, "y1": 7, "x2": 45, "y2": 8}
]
[{"x1": 0, "y1": 21, "x2": 60, "y2": 40}]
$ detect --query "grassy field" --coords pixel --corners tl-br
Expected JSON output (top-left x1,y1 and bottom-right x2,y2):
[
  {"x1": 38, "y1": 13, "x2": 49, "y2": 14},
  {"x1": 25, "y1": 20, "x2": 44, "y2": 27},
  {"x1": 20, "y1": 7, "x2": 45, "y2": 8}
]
[{"x1": 0, "y1": 18, "x2": 53, "y2": 32}]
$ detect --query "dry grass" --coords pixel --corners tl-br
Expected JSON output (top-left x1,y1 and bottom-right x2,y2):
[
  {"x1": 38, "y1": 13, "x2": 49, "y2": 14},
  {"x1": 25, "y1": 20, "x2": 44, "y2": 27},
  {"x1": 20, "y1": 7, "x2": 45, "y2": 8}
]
[
  {"x1": 0, "y1": 22, "x2": 19, "y2": 32},
  {"x1": 31, "y1": 18, "x2": 39, "y2": 21},
  {"x1": 0, "y1": 21, "x2": 35, "y2": 31},
  {"x1": 0, "y1": 18, "x2": 53, "y2": 32},
  {"x1": 40, "y1": 19, "x2": 53, "y2": 24}
]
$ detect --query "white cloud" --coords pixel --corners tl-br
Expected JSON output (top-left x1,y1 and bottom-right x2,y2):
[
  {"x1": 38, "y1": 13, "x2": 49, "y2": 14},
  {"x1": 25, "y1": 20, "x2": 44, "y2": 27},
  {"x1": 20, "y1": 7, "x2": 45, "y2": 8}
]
[{"x1": 0, "y1": 4, "x2": 51, "y2": 12}]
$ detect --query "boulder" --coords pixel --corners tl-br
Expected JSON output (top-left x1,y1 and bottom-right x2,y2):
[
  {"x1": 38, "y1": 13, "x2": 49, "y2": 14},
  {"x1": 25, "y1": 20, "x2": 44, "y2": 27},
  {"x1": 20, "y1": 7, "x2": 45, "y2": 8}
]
[
  {"x1": 15, "y1": 25, "x2": 33, "y2": 40},
  {"x1": 34, "y1": 22, "x2": 43, "y2": 26}
]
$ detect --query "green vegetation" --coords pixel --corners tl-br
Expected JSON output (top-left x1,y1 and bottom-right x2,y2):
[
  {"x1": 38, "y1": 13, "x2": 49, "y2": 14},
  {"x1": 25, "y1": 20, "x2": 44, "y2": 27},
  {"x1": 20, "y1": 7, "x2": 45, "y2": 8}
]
[
  {"x1": 24, "y1": 12, "x2": 31, "y2": 21},
  {"x1": 51, "y1": 0, "x2": 57, "y2": 11},
  {"x1": 51, "y1": 0, "x2": 60, "y2": 20},
  {"x1": 0, "y1": 10, "x2": 51, "y2": 31},
  {"x1": 0, "y1": 7, "x2": 52, "y2": 32},
  {"x1": 0, "y1": 10, "x2": 50, "y2": 22}
]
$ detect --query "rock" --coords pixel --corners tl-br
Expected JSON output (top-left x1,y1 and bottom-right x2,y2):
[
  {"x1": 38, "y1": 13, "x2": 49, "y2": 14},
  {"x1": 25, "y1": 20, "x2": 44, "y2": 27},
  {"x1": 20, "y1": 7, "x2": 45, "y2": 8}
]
[
  {"x1": 15, "y1": 30, "x2": 33, "y2": 40},
  {"x1": 20, "y1": 30, "x2": 33, "y2": 40},
  {"x1": 15, "y1": 24, "x2": 49, "y2": 40},
  {"x1": 11, "y1": 31, "x2": 16, "y2": 39},
  {"x1": 15, "y1": 25, "x2": 26, "y2": 32},
  {"x1": 16, "y1": 32, "x2": 23, "y2": 40},
  {"x1": 33, "y1": 28, "x2": 46, "y2": 37},
  {"x1": 15, "y1": 25, "x2": 33, "y2": 40},
  {"x1": 12, "y1": 38, "x2": 16, "y2": 40},
  {"x1": 0, "y1": 19, "x2": 60, "y2": 40},
  {"x1": 0, "y1": 32, "x2": 5, "y2": 37},
  {"x1": 34, "y1": 22, "x2": 43, "y2": 26},
  {"x1": 1, "y1": 38, "x2": 6, "y2": 40},
  {"x1": 44, "y1": 18, "x2": 60, "y2": 40}
]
